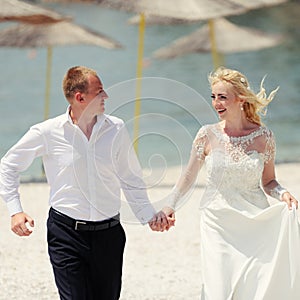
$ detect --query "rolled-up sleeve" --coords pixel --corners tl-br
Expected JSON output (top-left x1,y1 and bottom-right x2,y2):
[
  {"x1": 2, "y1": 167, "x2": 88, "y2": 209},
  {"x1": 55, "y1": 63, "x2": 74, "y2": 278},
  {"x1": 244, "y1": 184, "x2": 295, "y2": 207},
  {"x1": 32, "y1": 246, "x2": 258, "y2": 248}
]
[{"x1": 0, "y1": 125, "x2": 46, "y2": 216}]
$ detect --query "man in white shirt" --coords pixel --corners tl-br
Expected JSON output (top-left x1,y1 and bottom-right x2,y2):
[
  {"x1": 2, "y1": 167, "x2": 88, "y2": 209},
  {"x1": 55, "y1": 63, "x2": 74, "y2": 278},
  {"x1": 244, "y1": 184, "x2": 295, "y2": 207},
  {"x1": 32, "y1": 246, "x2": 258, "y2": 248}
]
[{"x1": 0, "y1": 66, "x2": 172, "y2": 299}]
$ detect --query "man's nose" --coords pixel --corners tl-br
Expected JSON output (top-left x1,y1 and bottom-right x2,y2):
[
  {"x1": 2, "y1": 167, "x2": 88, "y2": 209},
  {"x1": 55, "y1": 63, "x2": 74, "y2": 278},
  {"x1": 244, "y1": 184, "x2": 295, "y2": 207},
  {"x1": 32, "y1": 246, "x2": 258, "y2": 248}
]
[{"x1": 102, "y1": 91, "x2": 108, "y2": 100}]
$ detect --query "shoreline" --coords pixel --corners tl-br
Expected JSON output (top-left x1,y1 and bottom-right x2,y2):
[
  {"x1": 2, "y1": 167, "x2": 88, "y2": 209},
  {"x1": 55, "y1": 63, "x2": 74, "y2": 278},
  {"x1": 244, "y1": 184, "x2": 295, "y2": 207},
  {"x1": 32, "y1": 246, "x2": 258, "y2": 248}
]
[{"x1": 19, "y1": 160, "x2": 300, "y2": 184}]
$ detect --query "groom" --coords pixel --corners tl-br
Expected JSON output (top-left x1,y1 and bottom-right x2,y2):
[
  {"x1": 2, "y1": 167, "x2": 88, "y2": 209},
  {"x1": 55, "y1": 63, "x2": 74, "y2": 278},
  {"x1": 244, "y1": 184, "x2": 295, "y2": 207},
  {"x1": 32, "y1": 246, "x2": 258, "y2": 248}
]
[{"x1": 0, "y1": 65, "x2": 174, "y2": 300}]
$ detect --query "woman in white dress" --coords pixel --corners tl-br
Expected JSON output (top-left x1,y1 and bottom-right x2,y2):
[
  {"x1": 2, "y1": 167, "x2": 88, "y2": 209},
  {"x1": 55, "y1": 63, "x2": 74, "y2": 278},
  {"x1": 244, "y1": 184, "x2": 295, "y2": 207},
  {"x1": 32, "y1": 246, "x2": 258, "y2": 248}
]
[{"x1": 151, "y1": 67, "x2": 300, "y2": 299}]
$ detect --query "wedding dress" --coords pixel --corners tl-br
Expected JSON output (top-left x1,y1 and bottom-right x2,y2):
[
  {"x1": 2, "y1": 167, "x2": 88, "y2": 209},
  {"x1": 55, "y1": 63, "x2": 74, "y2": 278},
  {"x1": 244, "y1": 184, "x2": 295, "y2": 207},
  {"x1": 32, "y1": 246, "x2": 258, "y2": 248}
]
[{"x1": 171, "y1": 123, "x2": 300, "y2": 300}]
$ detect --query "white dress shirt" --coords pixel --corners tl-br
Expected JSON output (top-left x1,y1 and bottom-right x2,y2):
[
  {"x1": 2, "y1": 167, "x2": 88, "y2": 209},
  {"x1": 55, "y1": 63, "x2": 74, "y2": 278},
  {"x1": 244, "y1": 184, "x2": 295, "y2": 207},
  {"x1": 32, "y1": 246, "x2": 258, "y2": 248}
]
[{"x1": 0, "y1": 108, "x2": 155, "y2": 223}]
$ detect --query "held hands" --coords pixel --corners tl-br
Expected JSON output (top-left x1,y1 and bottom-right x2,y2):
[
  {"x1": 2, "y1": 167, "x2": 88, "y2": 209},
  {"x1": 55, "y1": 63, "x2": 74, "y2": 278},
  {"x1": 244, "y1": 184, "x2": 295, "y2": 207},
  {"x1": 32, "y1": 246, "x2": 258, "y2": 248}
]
[
  {"x1": 148, "y1": 207, "x2": 175, "y2": 232},
  {"x1": 281, "y1": 192, "x2": 298, "y2": 210},
  {"x1": 11, "y1": 212, "x2": 34, "y2": 236}
]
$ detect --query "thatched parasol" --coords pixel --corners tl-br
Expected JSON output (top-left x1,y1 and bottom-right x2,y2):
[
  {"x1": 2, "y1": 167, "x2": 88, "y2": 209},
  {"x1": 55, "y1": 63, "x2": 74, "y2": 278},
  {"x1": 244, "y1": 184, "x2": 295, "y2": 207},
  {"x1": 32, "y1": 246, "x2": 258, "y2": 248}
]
[
  {"x1": 98, "y1": 0, "x2": 288, "y2": 21},
  {"x1": 153, "y1": 18, "x2": 284, "y2": 59},
  {"x1": 0, "y1": 21, "x2": 123, "y2": 119},
  {"x1": 1, "y1": 0, "x2": 68, "y2": 24},
  {"x1": 0, "y1": 21, "x2": 123, "y2": 49}
]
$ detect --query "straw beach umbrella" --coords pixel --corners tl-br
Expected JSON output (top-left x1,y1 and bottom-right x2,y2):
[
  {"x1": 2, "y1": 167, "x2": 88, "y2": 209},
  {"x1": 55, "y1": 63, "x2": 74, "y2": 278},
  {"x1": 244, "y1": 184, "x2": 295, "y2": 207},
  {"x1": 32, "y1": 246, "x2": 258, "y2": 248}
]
[
  {"x1": 153, "y1": 18, "x2": 284, "y2": 59},
  {"x1": 0, "y1": 21, "x2": 123, "y2": 48},
  {"x1": 1, "y1": 0, "x2": 67, "y2": 24},
  {"x1": 0, "y1": 21, "x2": 123, "y2": 119},
  {"x1": 98, "y1": 0, "x2": 288, "y2": 19},
  {"x1": 99, "y1": 0, "x2": 288, "y2": 68},
  {"x1": 98, "y1": 0, "x2": 289, "y2": 66},
  {"x1": 122, "y1": 0, "x2": 288, "y2": 65}
]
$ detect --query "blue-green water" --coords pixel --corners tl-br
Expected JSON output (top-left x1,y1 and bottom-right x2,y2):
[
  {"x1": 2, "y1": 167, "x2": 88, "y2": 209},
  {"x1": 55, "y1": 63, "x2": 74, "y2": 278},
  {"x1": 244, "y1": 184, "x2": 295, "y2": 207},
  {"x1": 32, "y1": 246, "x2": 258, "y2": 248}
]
[{"x1": 0, "y1": 1, "x2": 299, "y2": 180}]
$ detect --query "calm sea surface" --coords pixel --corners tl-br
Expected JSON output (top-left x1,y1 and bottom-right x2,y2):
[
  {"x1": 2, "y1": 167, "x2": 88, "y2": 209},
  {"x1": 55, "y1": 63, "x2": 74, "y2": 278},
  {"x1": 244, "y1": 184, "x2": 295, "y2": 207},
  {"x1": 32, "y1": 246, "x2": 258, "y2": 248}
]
[{"x1": 0, "y1": 1, "x2": 299, "y2": 180}]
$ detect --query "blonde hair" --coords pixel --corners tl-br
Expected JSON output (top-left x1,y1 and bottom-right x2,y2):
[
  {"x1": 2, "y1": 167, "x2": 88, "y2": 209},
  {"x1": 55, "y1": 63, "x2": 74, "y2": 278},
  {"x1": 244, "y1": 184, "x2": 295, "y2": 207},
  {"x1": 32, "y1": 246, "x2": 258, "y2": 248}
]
[
  {"x1": 62, "y1": 66, "x2": 98, "y2": 101},
  {"x1": 209, "y1": 67, "x2": 279, "y2": 125}
]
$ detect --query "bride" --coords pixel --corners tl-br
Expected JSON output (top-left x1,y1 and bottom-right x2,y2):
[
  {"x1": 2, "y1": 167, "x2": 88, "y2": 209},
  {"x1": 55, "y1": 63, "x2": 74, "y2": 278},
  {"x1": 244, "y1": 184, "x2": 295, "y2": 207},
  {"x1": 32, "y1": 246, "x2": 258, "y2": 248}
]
[{"x1": 150, "y1": 67, "x2": 300, "y2": 299}]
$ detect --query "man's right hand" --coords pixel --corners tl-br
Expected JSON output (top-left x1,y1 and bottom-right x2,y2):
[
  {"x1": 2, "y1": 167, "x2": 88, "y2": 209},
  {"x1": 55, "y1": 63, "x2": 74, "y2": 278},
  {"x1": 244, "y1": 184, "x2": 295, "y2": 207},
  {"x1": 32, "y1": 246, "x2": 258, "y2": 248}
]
[{"x1": 11, "y1": 212, "x2": 34, "y2": 236}]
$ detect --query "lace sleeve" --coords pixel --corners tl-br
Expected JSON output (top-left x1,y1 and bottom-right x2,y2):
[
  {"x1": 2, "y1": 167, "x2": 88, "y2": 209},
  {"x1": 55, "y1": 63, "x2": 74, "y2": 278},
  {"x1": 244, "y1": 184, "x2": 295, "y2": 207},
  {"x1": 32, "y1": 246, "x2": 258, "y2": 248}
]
[
  {"x1": 193, "y1": 126, "x2": 208, "y2": 160},
  {"x1": 167, "y1": 126, "x2": 207, "y2": 209},
  {"x1": 264, "y1": 128, "x2": 276, "y2": 164}
]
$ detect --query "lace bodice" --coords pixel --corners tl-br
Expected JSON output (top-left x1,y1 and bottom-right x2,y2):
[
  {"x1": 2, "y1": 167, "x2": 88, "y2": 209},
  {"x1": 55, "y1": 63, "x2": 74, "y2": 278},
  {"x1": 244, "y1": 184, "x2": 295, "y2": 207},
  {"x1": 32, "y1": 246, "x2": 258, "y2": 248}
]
[
  {"x1": 169, "y1": 123, "x2": 276, "y2": 211},
  {"x1": 194, "y1": 123, "x2": 275, "y2": 164}
]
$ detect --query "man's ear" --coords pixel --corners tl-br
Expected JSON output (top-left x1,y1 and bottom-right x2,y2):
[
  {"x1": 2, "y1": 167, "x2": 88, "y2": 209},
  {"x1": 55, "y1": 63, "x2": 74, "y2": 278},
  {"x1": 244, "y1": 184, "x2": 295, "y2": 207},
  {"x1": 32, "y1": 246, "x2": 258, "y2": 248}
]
[{"x1": 75, "y1": 92, "x2": 84, "y2": 103}]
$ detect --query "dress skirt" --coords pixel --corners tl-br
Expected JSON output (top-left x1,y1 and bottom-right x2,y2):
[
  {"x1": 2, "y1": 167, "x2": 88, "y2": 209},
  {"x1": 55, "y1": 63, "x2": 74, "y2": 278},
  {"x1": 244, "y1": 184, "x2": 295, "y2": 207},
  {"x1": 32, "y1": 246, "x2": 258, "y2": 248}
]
[{"x1": 199, "y1": 203, "x2": 300, "y2": 300}]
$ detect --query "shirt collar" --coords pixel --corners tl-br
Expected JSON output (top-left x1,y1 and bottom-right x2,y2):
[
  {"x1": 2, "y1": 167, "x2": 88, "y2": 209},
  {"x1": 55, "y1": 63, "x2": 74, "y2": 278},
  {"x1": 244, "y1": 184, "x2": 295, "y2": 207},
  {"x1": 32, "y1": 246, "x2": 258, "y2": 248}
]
[{"x1": 63, "y1": 105, "x2": 111, "y2": 126}]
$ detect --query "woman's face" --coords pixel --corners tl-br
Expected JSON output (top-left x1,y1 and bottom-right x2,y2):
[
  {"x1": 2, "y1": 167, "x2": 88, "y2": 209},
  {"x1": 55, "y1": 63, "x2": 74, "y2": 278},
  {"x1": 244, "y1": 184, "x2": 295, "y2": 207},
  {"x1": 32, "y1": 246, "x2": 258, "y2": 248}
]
[{"x1": 211, "y1": 81, "x2": 241, "y2": 120}]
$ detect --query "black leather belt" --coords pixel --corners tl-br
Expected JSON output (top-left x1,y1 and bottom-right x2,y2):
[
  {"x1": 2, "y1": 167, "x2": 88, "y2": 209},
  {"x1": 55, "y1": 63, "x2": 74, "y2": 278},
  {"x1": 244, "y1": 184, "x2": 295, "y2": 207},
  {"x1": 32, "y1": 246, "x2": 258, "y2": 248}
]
[{"x1": 50, "y1": 207, "x2": 120, "y2": 231}]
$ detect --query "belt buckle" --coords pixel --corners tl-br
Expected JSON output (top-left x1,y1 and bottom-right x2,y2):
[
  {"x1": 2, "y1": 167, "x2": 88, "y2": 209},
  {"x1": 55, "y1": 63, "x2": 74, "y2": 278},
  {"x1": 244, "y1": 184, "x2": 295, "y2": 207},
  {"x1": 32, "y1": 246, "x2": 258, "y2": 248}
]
[{"x1": 75, "y1": 221, "x2": 86, "y2": 230}]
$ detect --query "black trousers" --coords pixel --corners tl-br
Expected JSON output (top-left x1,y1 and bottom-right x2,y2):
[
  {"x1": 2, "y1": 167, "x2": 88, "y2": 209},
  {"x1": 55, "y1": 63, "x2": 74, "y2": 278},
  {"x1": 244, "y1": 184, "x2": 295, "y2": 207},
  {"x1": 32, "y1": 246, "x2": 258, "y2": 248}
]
[{"x1": 47, "y1": 209, "x2": 126, "y2": 300}]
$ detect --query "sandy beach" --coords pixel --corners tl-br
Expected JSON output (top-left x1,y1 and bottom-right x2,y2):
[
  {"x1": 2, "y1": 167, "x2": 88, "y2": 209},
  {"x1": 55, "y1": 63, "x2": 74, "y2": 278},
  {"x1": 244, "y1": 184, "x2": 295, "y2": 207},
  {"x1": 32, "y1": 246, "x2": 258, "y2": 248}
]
[{"x1": 1, "y1": 163, "x2": 299, "y2": 300}]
